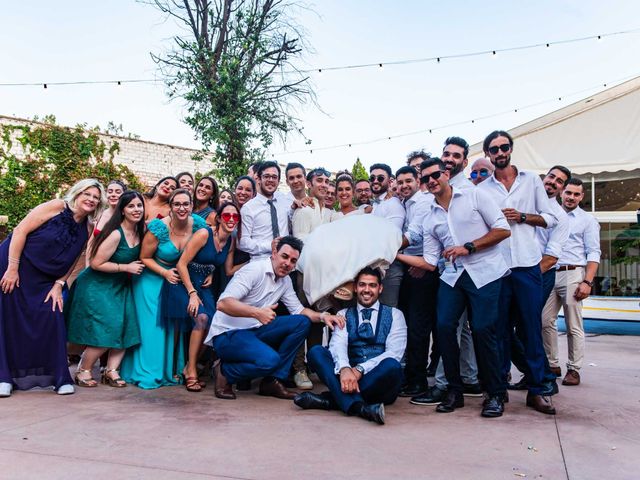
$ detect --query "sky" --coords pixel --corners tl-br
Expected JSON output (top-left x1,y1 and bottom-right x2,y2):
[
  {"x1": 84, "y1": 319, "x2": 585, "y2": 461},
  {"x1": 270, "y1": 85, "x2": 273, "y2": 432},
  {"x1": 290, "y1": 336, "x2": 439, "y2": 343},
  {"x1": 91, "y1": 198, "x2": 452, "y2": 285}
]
[{"x1": 2, "y1": 1, "x2": 640, "y2": 174}]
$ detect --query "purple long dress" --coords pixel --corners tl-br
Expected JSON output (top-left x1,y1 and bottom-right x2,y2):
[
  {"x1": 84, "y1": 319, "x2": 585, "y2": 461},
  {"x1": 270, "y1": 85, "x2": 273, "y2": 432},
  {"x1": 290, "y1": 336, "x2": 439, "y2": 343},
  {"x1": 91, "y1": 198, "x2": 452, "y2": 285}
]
[{"x1": 0, "y1": 204, "x2": 88, "y2": 390}]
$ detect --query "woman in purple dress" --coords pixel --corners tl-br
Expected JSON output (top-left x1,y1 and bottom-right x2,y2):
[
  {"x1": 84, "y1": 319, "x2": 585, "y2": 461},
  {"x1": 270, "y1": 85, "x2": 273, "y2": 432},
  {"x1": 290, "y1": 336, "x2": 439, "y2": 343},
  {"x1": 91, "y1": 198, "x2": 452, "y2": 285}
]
[{"x1": 0, "y1": 179, "x2": 106, "y2": 397}]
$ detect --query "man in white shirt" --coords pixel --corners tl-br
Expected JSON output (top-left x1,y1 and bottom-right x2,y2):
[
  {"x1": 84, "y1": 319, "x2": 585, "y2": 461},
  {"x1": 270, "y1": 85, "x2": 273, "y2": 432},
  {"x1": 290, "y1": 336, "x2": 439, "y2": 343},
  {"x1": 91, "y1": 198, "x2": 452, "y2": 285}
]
[
  {"x1": 293, "y1": 266, "x2": 407, "y2": 425},
  {"x1": 478, "y1": 130, "x2": 559, "y2": 415},
  {"x1": 542, "y1": 178, "x2": 601, "y2": 386},
  {"x1": 239, "y1": 161, "x2": 291, "y2": 259},
  {"x1": 284, "y1": 162, "x2": 307, "y2": 204},
  {"x1": 205, "y1": 236, "x2": 345, "y2": 400},
  {"x1": 397, "y1": 158, "x2": 511, "y2": 418},
  {"x1": 369, "y1": 163, "x2": 405, "y2": 307}
]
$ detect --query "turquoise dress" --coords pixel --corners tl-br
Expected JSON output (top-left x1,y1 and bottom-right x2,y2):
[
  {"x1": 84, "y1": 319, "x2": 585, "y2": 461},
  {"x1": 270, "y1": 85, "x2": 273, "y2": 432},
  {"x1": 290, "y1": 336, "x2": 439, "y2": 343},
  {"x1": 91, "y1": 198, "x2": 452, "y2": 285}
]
[{"x1": 120, "y1": 215, "x2": 206, "y2": 389}]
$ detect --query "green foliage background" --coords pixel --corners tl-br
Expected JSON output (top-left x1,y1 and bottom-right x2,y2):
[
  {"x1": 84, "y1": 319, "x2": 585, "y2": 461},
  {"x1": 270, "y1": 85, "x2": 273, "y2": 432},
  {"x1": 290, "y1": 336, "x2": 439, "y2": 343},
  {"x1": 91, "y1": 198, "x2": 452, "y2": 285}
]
[{"x1": 0, "y1": 116, "x2": 144, "y2": 231}]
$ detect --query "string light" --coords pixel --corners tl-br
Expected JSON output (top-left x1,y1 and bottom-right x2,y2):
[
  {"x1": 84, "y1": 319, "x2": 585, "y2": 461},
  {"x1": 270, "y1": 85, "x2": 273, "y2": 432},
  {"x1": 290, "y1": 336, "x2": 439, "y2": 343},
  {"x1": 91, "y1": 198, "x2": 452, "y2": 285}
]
[{"x1": 271, "y1": 73, "x2": 639, "y2": 156}]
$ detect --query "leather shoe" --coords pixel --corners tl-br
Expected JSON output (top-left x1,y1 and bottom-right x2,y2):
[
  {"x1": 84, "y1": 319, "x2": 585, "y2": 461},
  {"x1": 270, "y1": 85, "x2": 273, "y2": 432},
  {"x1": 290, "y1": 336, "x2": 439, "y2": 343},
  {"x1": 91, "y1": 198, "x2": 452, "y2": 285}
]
[
  {"x1": 562, "y1": 369, "x2": 580, "y2": 386},
  {"x1": 507, "y1": 375, "x2": 528, "y2": 391},
  {"x1": 410, "y1": 386, "x2": 447, "y2": 406},
  {"x1": 399, "y1": 381, "x2": 428, "y2": 397},
  {"x1": 435, "y1": 390, "x2": 464, "y2": 413},
  {"x1": 481, "y1": 395, "x2": 505, "y2": 418},
  {"x1": 526, "y1": 393, "x2": 556, "y2": 415},
  {"x1": 463, "y1": 382, "x2": 483, "y2": 397},
  {"x1": 294, "y1": 392, "x2": 332, "y2": 411},
  {"x1": 356, "y1": 403, "x2": 385, "y2": 425},
  {"x1": 236, "y1": 379, "x2": 252, "y2": 391},
  {"x1": 213, "y1": 362, "x2": 236, "y2": 400},
  {"x1": 258, "y1": 377, "x2": 297, "y2": 400},
  {"x1": 550, "y1": 366, "x2": 562, "y2": 377}
]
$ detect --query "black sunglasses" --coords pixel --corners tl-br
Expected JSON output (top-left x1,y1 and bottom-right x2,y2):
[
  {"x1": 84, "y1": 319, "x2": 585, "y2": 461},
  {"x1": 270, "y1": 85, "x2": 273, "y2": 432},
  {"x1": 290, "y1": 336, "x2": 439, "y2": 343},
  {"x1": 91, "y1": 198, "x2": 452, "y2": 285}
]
[
  {"x1": 488, "y1": 144, "x2": 511, "y2": 155},
  {"x1": 420, "y1": 170, "x2": 445, "y2": 184},
  {"x1": 369, "y1": 174, "x2": 387, "y2": 183},
  {"x1": 470, "y1": 169, "x2": 490, "y2": 179}
]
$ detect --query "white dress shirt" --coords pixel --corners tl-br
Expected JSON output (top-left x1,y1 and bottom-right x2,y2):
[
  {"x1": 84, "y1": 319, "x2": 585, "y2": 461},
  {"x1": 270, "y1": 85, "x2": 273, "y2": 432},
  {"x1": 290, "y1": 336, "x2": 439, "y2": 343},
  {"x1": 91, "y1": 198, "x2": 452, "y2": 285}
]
[
  {"x1": 402, "y1": 190, "x2": 433, "y2": 256},
  {"x1": 535, "y1": 197, "x2": 570, "y2": 259},
  {"x1": 239, "y1": 192, "x2": 291, "y2": 259},
  {"x1": 204, "y1": 258, "x2": 304, "y2": 342},
  {"x1": 292, "y1": 197, "x2": 341, "y2": 241},
  {"x1": 330, "y1": 301, "x2": 407, "y2": 375},
  {"x1": 478, "y1": 169, "x2": 558, "y2": 268},
  {"x1": 449, "y1": 172, "x2": 475, "y2": 190},
  {"x1": 557, "y1": 206, "x2": 601, "y2": 267},
  {"x1": 372, "y1": 191, "x2": 405, "y2": 231},
  {"x1": 422, "y1": 187, "x2": 511, "y2": 289}
]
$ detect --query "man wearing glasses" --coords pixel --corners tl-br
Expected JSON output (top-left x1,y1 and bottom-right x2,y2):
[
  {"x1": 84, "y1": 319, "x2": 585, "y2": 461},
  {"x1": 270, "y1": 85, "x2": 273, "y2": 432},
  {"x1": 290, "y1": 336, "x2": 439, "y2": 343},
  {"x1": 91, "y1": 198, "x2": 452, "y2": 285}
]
[
  {"x1": 369, "y1": 163, "x2": 406, "y2": 307},
  {"x1": 239, "y1": 161, "x2": 291, "y2": 260},
  {"x1": 478, "y1": 130, "x2": 559, "y2": 415},
  {"x1": 470, "y1": 158, "x2": 495, "y2": 185},
  {"x1": 355, "y1": 179, "x2": 373, "y2": 206}
]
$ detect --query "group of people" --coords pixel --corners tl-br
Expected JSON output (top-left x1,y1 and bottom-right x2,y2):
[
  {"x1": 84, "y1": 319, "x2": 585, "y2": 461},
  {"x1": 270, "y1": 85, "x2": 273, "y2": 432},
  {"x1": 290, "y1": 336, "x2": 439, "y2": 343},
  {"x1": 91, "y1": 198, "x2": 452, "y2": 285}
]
[{"x1": 0, "y1": 129, "x2": 600, "y2": 426}]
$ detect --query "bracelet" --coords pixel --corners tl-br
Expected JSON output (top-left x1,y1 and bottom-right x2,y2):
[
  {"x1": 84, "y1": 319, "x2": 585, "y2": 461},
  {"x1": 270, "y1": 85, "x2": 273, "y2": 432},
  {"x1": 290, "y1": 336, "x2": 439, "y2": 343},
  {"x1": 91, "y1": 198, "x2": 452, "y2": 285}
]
[
  {"x1": 581, "y1": 279, "x2": 594, "y2": 287},
  {"x1": 8, "y1": 256, "x2": 20, "y2": 264},
  {"x1": 55, "y1": 280, "x2": 65, "y2": 287},
  {"x1": 188, "y1": 290, "x2": 198, "y2": 296}
]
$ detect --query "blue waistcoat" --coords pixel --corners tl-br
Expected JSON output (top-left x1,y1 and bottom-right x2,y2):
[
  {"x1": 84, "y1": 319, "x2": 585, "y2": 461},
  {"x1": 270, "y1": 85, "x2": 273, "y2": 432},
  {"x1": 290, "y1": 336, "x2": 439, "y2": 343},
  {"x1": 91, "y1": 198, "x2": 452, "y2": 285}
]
[{"x1": 346, "y1": 304, "x2": 393, "y2": 366}]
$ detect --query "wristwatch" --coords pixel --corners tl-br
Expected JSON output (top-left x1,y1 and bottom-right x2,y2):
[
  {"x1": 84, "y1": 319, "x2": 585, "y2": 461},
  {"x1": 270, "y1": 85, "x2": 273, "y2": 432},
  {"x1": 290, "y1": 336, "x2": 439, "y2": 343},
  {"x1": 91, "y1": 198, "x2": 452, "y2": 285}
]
[
  {"x1": 354, "y1": 365, "x2": 365, "y2": 375},
  {"x1": 463, "y1": 242, "x2": 476, "y2": 254},
  {"x1": 519, "y1": 212, "x2": 527, "y2": 223},
  {"x1": 581, "y1": 279, "x2": 594, "y2": 287}
]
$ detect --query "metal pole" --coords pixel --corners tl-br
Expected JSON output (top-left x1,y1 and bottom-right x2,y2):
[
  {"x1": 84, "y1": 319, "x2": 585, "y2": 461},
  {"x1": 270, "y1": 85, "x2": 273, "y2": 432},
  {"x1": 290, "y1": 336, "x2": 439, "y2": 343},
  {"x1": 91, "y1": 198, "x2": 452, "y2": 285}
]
[{"x1": 591, "y1": 175, "x2": 596, "y2": 212}]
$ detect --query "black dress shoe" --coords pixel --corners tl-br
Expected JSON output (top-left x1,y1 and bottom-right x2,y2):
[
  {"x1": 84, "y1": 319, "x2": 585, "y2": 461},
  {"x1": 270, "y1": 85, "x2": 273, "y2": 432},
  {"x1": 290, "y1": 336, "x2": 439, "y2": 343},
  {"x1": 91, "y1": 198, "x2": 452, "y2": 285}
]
[
  {"x1": 507, "y1": 375, "x2": 528, "y2": 390},
  {"x1": 410, "y1": 386, "x2": 447, "y2": 406},
  {"x1": 526, "y1": 393, "x2": 556, "y2": 415},
  {"x1": 462, "y1": 382, "x2": 483, "y2": 397},
  {"x1": 481, "y1": 395, "x2": 505, "y2": 418},
  {"x1": 356, "y1": 403, "x2": 385, "y2": 425},
  {"x1": 435, "y1": 390, "x2": 464, "y2": 413},
  {"x1": 294, "y1": 392, "x2": 332, "y2": 411},
  {"x1": 399, "y1": 381, "x2": 428, "y2": 397}
]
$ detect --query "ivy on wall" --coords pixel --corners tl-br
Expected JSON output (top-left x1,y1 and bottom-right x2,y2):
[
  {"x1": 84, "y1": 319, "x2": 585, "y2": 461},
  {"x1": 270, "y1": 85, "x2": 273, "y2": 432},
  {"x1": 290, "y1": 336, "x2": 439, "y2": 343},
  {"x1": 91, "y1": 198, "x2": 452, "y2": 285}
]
[{"x1": 0, "y1": 116, "x2": 144, "y2": 231}]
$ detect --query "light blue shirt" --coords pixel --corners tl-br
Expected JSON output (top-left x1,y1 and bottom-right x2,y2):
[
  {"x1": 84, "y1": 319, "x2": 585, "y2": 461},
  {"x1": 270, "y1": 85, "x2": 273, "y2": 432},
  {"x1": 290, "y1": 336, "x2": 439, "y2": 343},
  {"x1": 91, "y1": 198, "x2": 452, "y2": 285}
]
[
  {"x1": 239, "y1": 192, "x2": 291, "y2": 259},
  {"x1": 372, "y1": 191, "x2": 405, "y2": 231},
  {"x1": 402, "y1": 190, "x2": 433, "y2": 256},
  {"x1": 557, "y1": 206, "x2": 601, "y2": 266}
]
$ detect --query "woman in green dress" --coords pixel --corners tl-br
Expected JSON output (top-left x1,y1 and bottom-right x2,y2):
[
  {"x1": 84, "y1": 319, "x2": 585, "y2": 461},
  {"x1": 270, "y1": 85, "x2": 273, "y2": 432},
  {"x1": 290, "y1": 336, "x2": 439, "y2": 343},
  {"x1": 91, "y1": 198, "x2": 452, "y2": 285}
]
[{"x1": 65, "y1": 191, "x2": 146, "y2": 387}]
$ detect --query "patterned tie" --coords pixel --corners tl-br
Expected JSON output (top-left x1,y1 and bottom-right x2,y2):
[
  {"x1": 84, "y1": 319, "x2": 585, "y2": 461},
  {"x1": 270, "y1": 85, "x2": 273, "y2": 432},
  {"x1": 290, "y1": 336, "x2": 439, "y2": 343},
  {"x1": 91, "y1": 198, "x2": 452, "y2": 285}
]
[
  {"x1": 266, "y1": 199, "x2": 280, "y2": 238},
  {"x1": 358, "y1": 308, "x2": 375, "y2": 342}
]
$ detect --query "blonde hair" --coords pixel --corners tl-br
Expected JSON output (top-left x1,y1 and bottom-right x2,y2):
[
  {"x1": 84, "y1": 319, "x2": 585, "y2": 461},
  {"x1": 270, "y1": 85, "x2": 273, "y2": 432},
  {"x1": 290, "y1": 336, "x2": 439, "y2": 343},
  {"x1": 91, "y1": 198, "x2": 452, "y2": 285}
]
[{"x1": 63, "y1": 178, "x2": 107, "y2": 222}]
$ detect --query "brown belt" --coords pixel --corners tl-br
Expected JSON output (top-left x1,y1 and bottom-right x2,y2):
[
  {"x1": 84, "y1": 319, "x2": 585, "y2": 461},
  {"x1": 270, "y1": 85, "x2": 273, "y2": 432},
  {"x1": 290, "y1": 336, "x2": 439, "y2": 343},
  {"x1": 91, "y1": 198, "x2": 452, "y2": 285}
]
[{"x1": 557, "y1": 265, "x2": 584, "y2": 271}]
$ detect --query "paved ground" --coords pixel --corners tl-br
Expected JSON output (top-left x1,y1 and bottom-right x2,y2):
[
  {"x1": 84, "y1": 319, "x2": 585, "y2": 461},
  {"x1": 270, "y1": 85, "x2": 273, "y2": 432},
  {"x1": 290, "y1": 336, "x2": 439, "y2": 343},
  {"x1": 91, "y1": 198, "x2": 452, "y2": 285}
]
[{"x1": 1, "y1": 334, "x2": 639, "y2": 480}]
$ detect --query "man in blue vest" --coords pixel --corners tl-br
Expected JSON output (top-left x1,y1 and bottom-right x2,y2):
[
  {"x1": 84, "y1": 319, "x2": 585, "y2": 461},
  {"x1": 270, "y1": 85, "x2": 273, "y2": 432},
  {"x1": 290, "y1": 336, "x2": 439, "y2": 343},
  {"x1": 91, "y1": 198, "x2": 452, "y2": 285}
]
[{"x1": 293, "y1": 267, "x2": 407, "y2": 425}]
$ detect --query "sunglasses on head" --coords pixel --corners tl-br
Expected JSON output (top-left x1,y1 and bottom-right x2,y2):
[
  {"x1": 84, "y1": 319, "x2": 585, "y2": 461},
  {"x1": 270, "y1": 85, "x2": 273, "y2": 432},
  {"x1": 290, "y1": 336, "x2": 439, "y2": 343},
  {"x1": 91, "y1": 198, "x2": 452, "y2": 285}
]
[
  {"x1": 420, "y1": 170, "x2": 445, "y2": 184},
  {"x1": 221, "y1": 212, "x2": 240, "y2": 222},
  {"x1": 369, "y1": 174, "x2": 386, "y2": 183},
  {"x1": 309, "y1": 167, "x2": 331, "y2": 179},
  {"x1": 470, "y1": 169, "x2": 490, "y2": 179},
  {"x1": 488, "y1": 144, "x2": 511, "y2": 155}
]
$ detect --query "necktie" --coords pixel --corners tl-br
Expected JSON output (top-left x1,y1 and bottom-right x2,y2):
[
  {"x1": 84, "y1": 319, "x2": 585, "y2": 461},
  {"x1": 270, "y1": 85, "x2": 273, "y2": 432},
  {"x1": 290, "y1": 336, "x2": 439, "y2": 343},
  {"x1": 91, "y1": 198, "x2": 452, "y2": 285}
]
[
  {"x1": 358, "y1": 308, "x2": 375, "y2": 341},
  {"x1": 267, "y1": 199, "x2": 280, "y2": 238}
]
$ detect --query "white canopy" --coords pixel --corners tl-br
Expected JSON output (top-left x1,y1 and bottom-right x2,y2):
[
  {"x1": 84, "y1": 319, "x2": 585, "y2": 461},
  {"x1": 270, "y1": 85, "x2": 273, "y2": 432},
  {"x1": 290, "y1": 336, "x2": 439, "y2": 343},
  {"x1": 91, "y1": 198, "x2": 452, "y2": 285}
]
[{"x1": 469, "y1": 76, "x2": 640, "y2": 175}]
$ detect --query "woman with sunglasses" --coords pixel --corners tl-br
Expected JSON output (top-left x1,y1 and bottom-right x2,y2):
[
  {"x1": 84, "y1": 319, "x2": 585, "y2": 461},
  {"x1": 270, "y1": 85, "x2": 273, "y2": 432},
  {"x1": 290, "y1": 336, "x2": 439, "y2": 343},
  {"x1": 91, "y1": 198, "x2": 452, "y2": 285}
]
[
  {"x1": 176, "y1": 202, "x2": 242, "y2": 391},
  {"x1": 470, "y1": 158, "x2": 495, "y2": 186},
  {"x1": 193, "y1": 176, "x2": 220, "y2": 226},
  {"x1": 120, "y1": 189, "x2": 207, "y2": 389}
]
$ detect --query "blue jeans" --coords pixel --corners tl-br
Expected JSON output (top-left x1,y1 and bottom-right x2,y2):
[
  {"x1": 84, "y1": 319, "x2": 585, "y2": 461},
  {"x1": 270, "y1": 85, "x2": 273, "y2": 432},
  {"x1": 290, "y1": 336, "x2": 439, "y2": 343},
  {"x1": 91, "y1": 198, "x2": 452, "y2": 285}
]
[
  {"x1": 434, "y1": 309, "x2": 478, "y2": 390},
  {"x1": 212, "y1": 315, "x2": 310, "y2": 384},
  {"x1": 498, "y1": 266, "x2": 548, "y2": 395},
  {"x1": 437, "y1": 272, "x2": 504, "y2": 396},
  {"x1": 307, "y1": 345, "x2": 403, "y2": 413}
]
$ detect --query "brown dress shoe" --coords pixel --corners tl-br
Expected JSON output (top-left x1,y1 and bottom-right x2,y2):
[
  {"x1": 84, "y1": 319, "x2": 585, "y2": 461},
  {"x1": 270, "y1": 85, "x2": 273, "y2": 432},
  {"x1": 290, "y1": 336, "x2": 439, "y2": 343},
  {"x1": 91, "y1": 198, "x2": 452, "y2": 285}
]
[
  {"x1": 258, "y1": 377, "x2": 297, "y2": 400},
  {"x1": 562, "y1": 369, "x2": 580, "y2": 386},
  {"x1": 550, "y1": 366, "x2": 561, "y2": 377},
  {"x1": 526, "y1": 393, "x2": 556, "y2": 415},
  {"x1": 213, "y1": 362, "x2": 236, "y2": 400}
]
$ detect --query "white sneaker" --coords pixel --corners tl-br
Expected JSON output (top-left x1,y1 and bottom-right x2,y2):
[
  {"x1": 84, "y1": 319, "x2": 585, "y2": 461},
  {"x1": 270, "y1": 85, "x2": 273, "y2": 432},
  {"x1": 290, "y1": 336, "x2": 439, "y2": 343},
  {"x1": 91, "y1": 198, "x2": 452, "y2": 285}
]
[
  {"x1": 0, "y1": 382, "x2": 12, "y2": 397},
  {"x1": 294, "y1": 370, "x2": 313, "y2": 390},
  {"x1": 56, "y1": 384, "x2": 75, "y2": 395}
]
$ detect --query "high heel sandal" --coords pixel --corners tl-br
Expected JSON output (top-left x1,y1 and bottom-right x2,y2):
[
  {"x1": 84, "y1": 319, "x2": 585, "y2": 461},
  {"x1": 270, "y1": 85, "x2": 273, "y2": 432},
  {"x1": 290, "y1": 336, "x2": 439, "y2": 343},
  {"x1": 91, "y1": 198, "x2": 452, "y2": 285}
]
[
  {"x1": 101, "y1": 368, "x2": 127, "y2": 388},
  {"x1": 74, "y1": 368, "x2": 98, "y2": 388}
]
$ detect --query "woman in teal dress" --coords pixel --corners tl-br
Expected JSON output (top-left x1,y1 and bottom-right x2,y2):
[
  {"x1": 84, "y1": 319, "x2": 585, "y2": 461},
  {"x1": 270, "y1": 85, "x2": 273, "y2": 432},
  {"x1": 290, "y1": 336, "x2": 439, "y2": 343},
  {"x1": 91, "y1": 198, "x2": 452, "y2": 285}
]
[
  {"x1": 176, "y1": 202, "x2": 243, "y2": 392},
  {"x1": 120, "y1": 189, "x2": 206, "y2": 389},
  {"x1": 66, "y1": 191, "x2": 146, "y2": 387}
]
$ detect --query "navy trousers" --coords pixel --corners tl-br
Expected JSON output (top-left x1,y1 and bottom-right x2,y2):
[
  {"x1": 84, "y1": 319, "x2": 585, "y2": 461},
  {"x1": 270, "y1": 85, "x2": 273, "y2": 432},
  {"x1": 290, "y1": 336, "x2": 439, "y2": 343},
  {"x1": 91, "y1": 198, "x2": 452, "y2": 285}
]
[
  {"x1": 498, "y1": 266, "x2": 548, "y2": 395},
  {"x1": 437, "y1": 271, "x2": 504, "y2": 396},
  {"x1": 212, "y1": 315, "x2": 310, "y2": 384},
  {"x1": 307, "y1": 345, "x2": 403, "y2": 413}
]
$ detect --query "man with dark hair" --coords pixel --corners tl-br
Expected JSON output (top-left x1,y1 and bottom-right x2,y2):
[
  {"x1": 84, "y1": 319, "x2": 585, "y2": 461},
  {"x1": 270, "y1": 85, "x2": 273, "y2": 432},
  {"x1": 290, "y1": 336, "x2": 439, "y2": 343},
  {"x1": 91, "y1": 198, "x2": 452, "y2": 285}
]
[
  {"x1": 239, "y1": 160, "x2": 291, "y2": 260},
  {"x1": 406, "y1": 150, "x2": 431, "y2": 175},
  {"x1": 294, "y1": 266, "x2": 407, "y2": 425},
  {"x1": 325, "y1": 180, "x2": 336, "y2": 209},
  {"x1": 355, "y1": 179, "x2": 373, "y2": 206},
  {"x1": 478, "y1": 130, "x2": 559, "y2": 415},
  {"x1": 442, "y1": 136, "x2": 472, "y2": 190},
  {"x1": 285, "y1": 162, "x2": 307, "y2": 203},
  {"x1": 397, "y1": 159, "x2": 511, "y2": 417},
  {"x1": 205, "y1": 236, "x2": 345, "y2": 400},
  {"x1": 542, "y1": 178, "x2": 600, "y2": 386}
]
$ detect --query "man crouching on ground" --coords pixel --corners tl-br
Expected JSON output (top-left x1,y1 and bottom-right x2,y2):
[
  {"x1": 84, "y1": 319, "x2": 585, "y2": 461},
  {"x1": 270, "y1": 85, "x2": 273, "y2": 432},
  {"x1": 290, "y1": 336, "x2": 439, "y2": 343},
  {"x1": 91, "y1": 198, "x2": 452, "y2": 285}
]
[{"x1": 204, "y1": 236, "x2": 345, "y2": 400}]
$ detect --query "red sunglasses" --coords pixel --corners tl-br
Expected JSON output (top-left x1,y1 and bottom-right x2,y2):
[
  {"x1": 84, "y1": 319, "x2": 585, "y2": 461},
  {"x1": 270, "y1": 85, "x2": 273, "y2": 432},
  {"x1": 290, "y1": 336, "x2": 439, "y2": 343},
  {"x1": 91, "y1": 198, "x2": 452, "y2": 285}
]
[{"x1": 221, "y1": 212, "x2": 240, "y2": 222}]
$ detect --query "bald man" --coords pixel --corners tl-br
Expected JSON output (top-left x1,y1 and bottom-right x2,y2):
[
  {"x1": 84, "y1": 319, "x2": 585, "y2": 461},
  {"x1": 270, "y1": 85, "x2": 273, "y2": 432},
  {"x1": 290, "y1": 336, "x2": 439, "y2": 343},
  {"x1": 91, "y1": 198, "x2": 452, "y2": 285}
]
[{"x1": 470, "y1": 158, "x2": 495, "y2": 185}]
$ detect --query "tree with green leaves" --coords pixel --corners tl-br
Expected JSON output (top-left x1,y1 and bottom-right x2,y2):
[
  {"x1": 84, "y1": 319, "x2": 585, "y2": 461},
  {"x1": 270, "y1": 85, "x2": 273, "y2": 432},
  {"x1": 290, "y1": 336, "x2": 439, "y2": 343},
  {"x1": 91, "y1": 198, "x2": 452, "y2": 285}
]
[
  {"x1": 148, "y1": 0, "x2": 313, "y2": 186},
  {"x1": 351, "y1": 157, "x2": 368, "y2": 181}
]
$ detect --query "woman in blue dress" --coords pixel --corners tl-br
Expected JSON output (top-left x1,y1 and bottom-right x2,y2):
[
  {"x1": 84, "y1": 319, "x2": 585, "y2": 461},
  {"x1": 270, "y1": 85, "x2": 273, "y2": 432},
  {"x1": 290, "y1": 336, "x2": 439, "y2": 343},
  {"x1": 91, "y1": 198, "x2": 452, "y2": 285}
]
[
  {"x1": 120, "y1": 188, "x2": 206, "y2": 389},
  {"x1": 176, "y1": 202, "x2": 242, "y2": 392},
  {"x1": 0, "y1": 179, "x2": 105, "y2": 397},
  {"x1": 193, "y1": 176, "x2": 219, "y2": 226}
]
